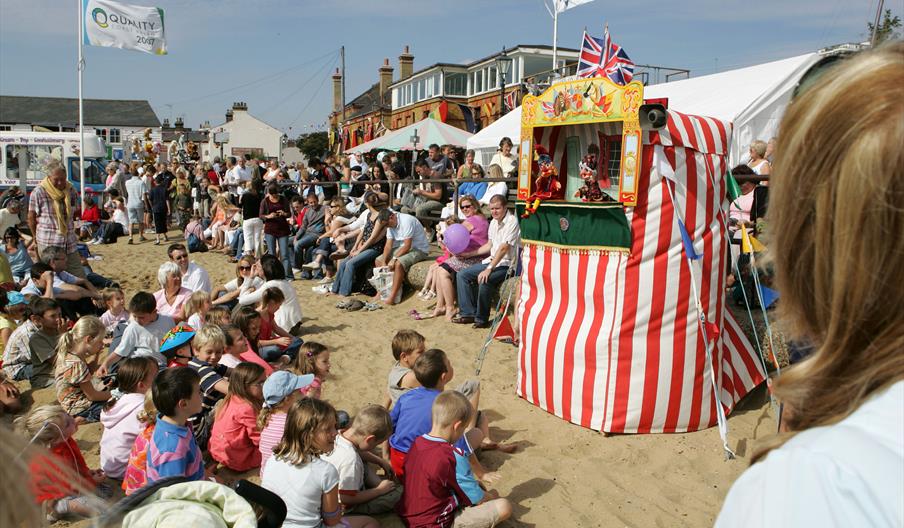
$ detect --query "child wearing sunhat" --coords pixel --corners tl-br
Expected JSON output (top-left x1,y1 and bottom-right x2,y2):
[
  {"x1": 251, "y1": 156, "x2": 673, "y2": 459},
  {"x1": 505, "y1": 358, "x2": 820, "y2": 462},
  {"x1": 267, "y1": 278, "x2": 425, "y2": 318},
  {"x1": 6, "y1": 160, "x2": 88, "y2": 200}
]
[
  {"x1": 1, "y1": 291, "x2": 27, "y2": 350},
  {"x1": 257, "y1": 370, "x2": 315, "y2": 472},
  {"x1": 159, "y1": 324, "x2": 197, "y2": 369}
]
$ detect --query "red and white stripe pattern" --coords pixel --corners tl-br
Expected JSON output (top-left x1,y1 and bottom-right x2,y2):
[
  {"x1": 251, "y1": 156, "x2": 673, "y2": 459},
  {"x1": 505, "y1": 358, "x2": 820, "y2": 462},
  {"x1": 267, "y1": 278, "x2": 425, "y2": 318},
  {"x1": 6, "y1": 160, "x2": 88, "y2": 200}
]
[{"x1": 518, "y1": 110, "x2": 765, "y2": 433}]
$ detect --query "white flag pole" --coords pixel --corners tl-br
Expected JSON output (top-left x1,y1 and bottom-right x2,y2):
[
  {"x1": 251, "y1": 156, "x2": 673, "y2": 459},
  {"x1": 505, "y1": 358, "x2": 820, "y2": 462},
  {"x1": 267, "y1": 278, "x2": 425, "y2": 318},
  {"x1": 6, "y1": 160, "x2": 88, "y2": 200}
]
[
  {"x1": 77, "y1": 0, "x2": 86, "y2": 211},
  {"x1": 552, "y1": 8, "x2": 559, "y2": 74}
]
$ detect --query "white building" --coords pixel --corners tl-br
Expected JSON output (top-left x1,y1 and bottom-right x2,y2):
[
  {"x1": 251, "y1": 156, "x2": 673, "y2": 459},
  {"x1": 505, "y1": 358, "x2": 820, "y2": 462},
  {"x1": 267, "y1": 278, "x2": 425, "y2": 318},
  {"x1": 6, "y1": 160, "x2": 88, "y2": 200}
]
[
  {"x1": 203, "y1": 102, "x2": 283, "y2": 162},
  {"x1": 0, "y1": 95, "x2": 161, "y2": 160}
]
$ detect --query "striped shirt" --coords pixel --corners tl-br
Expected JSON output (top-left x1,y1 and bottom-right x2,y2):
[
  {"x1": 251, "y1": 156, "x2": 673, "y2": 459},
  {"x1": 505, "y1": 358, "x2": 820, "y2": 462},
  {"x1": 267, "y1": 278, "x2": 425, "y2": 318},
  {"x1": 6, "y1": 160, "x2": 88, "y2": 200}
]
[
  {"x1": 258, "y1": 412, "x2": 287, "y2": 474},
  {"x1": 2, "y1": 320, "x2": 37, "y2": 380},
  {"x1": 146, "y1": 416, "x2": 204, "y2": 484}
]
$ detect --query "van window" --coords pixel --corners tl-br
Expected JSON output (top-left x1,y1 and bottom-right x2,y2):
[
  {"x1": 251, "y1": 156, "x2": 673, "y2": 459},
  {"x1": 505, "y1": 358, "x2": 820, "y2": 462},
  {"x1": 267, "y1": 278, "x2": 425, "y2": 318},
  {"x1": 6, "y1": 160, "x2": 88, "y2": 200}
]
[
  {"x1": 3, "y1": 144, "x2": 63, "y2": 185},
  {"x1": 67, "y1": 159, "x2": 105, "y2": 187}
]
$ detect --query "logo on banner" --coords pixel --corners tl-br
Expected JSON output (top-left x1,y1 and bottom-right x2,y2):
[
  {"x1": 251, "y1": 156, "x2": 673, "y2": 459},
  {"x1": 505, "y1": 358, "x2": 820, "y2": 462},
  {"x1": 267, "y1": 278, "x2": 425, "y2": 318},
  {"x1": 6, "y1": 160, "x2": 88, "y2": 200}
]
[{"x1": 92, "y1": 8, "x2": 108, "y2": 27}]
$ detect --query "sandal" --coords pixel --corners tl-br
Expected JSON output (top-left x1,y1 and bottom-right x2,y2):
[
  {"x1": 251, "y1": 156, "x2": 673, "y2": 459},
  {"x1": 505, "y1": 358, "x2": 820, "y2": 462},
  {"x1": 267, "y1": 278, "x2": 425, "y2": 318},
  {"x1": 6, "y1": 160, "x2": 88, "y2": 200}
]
[
  {"x1": 408, "y1": 309, "x2": 434, "y2": 320},
  {"x1": 336, "y1": 300, "x2": 352, "y2": 310},
  {"x1": 451, "y1": 315, "x2": 475, "y2": 324},
  {"x1": 364, "y1": 302, "x2": 382, "y2": 311}
]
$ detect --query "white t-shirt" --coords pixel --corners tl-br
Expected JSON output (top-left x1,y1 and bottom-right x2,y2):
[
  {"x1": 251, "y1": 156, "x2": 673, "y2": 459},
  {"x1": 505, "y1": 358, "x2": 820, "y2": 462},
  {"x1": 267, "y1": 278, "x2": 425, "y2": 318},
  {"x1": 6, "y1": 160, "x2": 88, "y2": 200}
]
[
  {"x1": 113, "y1": 314, "x2": 175, "y2": 367},
  {"x1": 112, "y1": 209, "x2": 129, "y2": 230},
  {"x1": 484, "y1": 212, "x2": 520, "y2": 267},
  {"x1": 262, "y1": 456, "x2": 340, "y2": 528},
  {"x1": 321, "y1": 434, "x2": 364, "y2": 495},
  {"x1": 238, "y1": 279, "x2": 302, "y2": 330},
  {"x1": 223, "y1": 276, "x2": 263, "y2": 293},
  {"x1": 124, "y1": 177, "x2": 148, "y2": 209},
  {"x1": 183, "y1": 262, "x2": 211, "y2": 293},
  {"x1": 388, "y1": 213, "x2": 430, "y2": 254},
  {"x1": 716, "y1": 381, "x2": 904, "y2": 528}
]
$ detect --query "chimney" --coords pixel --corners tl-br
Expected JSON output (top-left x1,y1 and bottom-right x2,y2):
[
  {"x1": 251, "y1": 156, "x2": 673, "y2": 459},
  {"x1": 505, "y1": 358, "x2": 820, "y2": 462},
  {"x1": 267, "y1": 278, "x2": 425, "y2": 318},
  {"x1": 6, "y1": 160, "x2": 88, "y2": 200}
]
[
  {"x1": 232, "y1": 102, "x2": 248, "y2": 111},
  {"x1": 174, "y1": 117, "x2": 184, "y2": 130},
  {"x1": 162, "y1": 118, "x2": 170, "y2": 128},
  {"x1": 332, "y1": 68, "x2": 343, "y2": 114},
  {"x1": 378, "y1": 58, "x2": 394, "y2": 105},
  {"x1": 398, "y1": 45, "x2": 414, "y2": 81},
  {"x1": 225, "y1": 109, "x2": 233, "y2": 122}
]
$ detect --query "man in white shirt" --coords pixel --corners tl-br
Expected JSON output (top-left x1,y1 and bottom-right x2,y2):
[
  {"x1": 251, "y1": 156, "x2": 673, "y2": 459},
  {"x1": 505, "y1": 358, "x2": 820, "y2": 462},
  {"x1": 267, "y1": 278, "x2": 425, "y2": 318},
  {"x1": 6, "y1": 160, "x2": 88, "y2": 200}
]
[
  {"x1": 376, "y1": 210, "x2": 430, "y2": 305},
  {"x1": 167, "y1": 242, "x2": 211, "y2": 292},
  {"x1": 455, "y1": 195, "x2": 519, "y2": 328}
]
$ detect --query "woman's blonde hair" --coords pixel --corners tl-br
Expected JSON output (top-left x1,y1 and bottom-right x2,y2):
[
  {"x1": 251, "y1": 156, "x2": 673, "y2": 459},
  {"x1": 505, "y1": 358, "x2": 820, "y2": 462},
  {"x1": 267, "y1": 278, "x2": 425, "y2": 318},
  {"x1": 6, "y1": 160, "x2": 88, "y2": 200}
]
[
  {"x1": 55, "y1": 315, "x2": 105, "y2": 358},
  {"x1": 14, "y1": 403, "x2": 70, "y2": 447},
  {"x1": 292, "y1": 341, "x2": 328, "y2": 377},
  {"x1": 755, "y1": 43, "x2": 904, "y2": 462},
  {"x1": 235, "y1": 255, "x2": 256, "y2": 285},
  {"x1": 273, "y1": 397, "x2": 337, "y2": 465},
  {"x1": 183, "y1": 291, "x2": 210, "y2": 320},
  {"x1": 749, "y1": 139, "x2": 767, "y2": 158},
  {"x1": 214, "y1": 362, "x2": 265, "y2": 420}
]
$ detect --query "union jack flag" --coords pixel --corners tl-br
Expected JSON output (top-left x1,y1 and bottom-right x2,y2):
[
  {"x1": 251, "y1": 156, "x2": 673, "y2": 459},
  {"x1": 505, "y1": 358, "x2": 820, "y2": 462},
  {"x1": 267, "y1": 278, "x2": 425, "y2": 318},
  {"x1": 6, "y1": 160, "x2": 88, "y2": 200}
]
[{"x1": 577, "y1": 27, "x2": 635, "y2": 85}]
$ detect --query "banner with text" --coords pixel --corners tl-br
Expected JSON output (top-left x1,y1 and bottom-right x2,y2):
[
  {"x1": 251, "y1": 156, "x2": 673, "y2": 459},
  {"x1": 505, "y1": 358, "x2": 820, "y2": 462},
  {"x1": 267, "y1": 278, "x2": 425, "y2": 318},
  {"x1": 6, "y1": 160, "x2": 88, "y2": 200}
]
[{"x1": 83, "y1": 0, "x2": 167, "y2": 55}]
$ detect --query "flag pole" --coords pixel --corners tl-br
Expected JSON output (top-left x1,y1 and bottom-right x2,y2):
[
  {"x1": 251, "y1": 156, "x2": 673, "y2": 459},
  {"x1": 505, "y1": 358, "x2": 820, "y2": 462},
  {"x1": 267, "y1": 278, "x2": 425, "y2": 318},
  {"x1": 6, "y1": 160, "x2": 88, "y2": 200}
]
[
  {"x1": 77, "y1": 0, "x2": 86, "y2": 210},
  {"x1": 552, "y1": 8, "x2": 559, "y2": 74}
]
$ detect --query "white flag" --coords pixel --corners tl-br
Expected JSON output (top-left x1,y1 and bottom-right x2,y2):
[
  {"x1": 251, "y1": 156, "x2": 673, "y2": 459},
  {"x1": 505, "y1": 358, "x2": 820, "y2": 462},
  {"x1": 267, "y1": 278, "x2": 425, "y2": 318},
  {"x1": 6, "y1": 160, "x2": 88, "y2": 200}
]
[
  {"x1": 83, "y1": 0, "x2": 167, "y2": 55},
  {"x1": 554, "y1": 0, "x2": 594, "y2": 13}
]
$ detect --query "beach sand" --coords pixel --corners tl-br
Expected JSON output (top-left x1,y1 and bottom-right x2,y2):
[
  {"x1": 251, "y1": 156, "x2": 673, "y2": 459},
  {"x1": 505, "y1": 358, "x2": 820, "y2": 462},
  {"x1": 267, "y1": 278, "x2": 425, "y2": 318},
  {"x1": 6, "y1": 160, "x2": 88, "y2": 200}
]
[{"x1": 10, "y1": 237, "x2": 775, "y2": 527}]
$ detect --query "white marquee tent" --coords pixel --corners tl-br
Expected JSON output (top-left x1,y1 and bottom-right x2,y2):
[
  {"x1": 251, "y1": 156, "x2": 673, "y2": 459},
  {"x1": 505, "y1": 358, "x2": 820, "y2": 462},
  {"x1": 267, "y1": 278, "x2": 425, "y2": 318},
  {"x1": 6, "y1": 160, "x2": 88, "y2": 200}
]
[{"x1": 467, "y1": 52, "x2": 822, "y2": 165}]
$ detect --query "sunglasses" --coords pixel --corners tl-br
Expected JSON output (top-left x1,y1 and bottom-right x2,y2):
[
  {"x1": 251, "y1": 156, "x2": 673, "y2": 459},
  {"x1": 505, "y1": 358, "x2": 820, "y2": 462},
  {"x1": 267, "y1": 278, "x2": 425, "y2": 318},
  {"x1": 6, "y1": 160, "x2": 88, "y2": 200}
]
[
  {"x1": 239, "y1": 265, "x2": 252, "y2": 270},
  {"x1": 460, "y1": 204, "x2": 474, "y2": 209},
  {"x1": 172, "y1": 254, "x2": 188, "y2": 261}
]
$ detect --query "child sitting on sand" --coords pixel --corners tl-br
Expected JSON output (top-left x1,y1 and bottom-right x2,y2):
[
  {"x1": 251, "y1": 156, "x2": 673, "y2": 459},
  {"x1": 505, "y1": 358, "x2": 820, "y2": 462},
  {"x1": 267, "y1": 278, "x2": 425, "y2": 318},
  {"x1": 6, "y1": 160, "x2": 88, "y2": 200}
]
[
  {"x1": 384, "y1": 329, "x2": 426, "y2": 408},
  {"x1": 322, "y1": 404, "x2": 401, "y2": 515},
  {"x1": 183, "y1": 290, "x2": 211, "y2": 329},
  {"x1": 98, "y1": 291, "x2": 175, "y2": 375},
  {"x1": 27, "y1": 297, "x2": 64, "y2": 389},
  {"x1": 218, "y1": 323, "x2": 248, "y2": 369},
  {"x1": 99, "y1": 356, "x2": 158, "y2": 480},
  {"x1": 209, "y1": 362, "x2": 267, "y2": 472},
  {"x1": 261, "y1": 397, "x2": 378, "y2": 528},
  {"x1": 146, "y1": 367, "x2": 205, "y2": 484},
  {"x1": 185, "y1": 325, "x2": 231, "y2": 450},
  {"x1": 54, "y1": 316, "x2": 110, "y2": 423},
  {"x1": 257, "y1": 287, "x2": 303, "y2": 362},
  {"x1": 397, "y1": 392, "x2": 512, "y2": 528},
  {"x1": 16, "y1": 404, "x2": 108, "y2": 522},
  {"x1": 258, "y1": 370, "x2": 312, "y2": 472},
  {"x1": 122, "y1": 393, "x2": 157, "y2": 495},
  {"x1": 231, "y1": 306, "x2": 277, "y2": 375},
  {"x1": 99, "y1": 287, "x2": 129, "y2": 334},
  {"x1": 206, "y1": 306, "x2": 231, "y2": 326},
  {"x1": 291, "y1": 341, "x2": 331, "y2": 399}
]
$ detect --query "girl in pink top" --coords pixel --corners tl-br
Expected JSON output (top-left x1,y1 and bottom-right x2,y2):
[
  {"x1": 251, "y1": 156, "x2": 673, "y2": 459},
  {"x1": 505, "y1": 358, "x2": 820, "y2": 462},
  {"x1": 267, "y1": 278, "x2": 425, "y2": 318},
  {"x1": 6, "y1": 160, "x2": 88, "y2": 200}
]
[
  {"x1": 290, "y1": 342, "x2": 331, "y2": 399},
  {"x1": 230, "y1": 306, "x2": 275, "y2": 376},
  {"x1": 209, "y1": 363, "x2": 266, "y2": 472},
  {"x1": 257, "y1": 370, "x2": 314, "y2": 473}
]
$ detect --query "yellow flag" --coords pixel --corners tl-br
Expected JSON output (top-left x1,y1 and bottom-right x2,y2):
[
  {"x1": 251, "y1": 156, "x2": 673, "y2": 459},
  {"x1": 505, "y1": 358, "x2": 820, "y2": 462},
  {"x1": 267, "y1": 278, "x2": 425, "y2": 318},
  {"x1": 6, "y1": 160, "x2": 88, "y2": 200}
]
[{"x1": 740, "y1": 224, "x2": 765, "y2": 254}]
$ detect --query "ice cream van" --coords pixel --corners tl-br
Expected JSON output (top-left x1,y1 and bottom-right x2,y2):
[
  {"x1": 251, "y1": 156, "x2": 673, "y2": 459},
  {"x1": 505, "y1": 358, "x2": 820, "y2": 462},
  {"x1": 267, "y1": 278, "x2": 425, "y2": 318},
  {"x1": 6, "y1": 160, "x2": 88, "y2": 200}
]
[{"x1": 0, "y1": 131, "x2": 108, "y2": 193}]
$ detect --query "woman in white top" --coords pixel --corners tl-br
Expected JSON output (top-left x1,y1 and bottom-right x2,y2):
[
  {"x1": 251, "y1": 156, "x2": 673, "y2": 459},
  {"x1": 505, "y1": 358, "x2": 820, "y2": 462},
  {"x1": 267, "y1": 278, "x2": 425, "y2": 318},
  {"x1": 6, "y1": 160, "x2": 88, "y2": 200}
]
[
  {"x1": 488, "y1": 137, "x2": 516, "y2": 176},
  {"x1": 264, "y1": 160, "x2": 282, "y2": 182},
  {"x1": 211, "y1": 255, "x2": 264, "y2": 309},
  {"x1": 747, "y1": 139, "x2": 771, "y2": 177},
  {"x1": 238, "y1": 253, "x2": 303, "y2": 336},
  {"x1": 717, "y1": 44, "x2": 904, "y2": 528}
]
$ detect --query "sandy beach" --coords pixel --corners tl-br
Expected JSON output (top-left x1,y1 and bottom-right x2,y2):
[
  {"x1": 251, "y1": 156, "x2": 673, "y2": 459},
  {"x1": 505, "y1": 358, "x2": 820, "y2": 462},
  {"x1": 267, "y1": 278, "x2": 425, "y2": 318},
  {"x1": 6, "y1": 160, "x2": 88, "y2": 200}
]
[{"x1": 9, "y1": 235, "x2": 775, "y2": 527}]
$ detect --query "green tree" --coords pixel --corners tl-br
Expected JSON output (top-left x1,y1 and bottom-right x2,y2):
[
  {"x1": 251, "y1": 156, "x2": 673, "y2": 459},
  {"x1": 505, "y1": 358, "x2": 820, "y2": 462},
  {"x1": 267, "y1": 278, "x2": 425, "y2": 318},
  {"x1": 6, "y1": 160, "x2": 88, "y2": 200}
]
[
  {"x1": 868, "y1": 9, "x2": 902, "y2": 44},
  {"x1": 295, "y1": 132, "x2": 329, "y2": 160}
]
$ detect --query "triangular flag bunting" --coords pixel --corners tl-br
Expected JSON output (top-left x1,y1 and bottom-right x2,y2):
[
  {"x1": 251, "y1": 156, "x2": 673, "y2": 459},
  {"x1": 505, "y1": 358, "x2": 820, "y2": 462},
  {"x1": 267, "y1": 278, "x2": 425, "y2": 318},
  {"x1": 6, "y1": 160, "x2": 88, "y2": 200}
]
[
  {"x1": 726, "y1": 170, "x2": 741, "y2": 202},
  {"x1": 492, "y1": 316, "x2": 516, "y2": 343},
  {"x1": 677, "y1": 219, "x2": 702, "y2": 260},
  {"x1": 740, "y1": 225, "x2": 765, "y2": 254},
  {"x1": 759, "y1": 284, "x2": 779, "y2": 309}
]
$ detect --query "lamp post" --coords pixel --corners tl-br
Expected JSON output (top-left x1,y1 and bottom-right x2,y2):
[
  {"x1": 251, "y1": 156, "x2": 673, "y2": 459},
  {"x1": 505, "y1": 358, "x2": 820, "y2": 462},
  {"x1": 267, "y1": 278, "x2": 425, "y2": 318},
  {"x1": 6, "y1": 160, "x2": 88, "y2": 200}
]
[{"x1": 496, "y1": 47, "x2": 514, "y2": 118}]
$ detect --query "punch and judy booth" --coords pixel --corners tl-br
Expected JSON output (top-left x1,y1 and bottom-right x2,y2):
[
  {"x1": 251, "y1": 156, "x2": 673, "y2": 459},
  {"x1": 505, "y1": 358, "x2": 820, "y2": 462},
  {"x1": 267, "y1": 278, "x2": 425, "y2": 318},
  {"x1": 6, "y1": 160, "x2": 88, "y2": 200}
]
[{"x1": 515, "y1": 78, "x2": 765, "y2": 435}]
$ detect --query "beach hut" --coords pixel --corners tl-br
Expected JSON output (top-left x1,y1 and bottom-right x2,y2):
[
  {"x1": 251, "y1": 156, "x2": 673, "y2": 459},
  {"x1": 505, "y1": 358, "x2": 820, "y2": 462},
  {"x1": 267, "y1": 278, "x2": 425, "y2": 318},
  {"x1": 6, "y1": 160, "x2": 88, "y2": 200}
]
[{"x1": 515, "y1": 77, "x2": 765, "y2": 439}]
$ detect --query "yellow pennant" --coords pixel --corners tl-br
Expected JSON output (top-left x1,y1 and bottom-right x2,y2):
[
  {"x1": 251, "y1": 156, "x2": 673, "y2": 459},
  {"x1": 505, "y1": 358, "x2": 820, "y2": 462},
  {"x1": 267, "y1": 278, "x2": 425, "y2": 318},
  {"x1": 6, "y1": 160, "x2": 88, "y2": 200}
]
[{"x1": 740, "y1": 224, "x2": 766, "y2": 254}]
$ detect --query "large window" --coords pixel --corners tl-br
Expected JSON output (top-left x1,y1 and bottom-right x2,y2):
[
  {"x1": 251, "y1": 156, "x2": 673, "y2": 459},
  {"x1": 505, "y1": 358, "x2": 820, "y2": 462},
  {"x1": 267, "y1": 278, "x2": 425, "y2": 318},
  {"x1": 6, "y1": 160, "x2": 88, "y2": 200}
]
[
  {"x1": 444, "y1": 72, "x2": 467, "y2": 96},
  {"x1": 109, "y1": 128, "x2": 121, "y2": 144},
  {"x1": 94, "y1": 128, "x2": 107, "y2": 141},
  {"x1": 3, "y1": 144, "x2": 63, "y2": 184}
]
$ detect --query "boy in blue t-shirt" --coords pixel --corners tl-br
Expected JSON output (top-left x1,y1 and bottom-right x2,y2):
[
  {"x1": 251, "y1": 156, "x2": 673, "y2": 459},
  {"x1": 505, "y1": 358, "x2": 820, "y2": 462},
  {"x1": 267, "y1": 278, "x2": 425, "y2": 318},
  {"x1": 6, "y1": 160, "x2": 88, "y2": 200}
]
[{"x1": 146, "y1": 367, "x2": 205, "y2": 484}]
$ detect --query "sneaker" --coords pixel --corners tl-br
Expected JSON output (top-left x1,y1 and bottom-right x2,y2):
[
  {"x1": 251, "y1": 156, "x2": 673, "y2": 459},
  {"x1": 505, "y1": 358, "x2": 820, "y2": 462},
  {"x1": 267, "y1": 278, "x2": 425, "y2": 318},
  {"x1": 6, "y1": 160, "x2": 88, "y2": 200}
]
[
  {"x1": 312, "y1": 284, "x2": 331, "y2": 294},
  {"x1": 318, "y1": 277, "x2": 333, "y2": 285},
  {"x1": 301, "y1": 261, "x2": 320, "y2": 270}
]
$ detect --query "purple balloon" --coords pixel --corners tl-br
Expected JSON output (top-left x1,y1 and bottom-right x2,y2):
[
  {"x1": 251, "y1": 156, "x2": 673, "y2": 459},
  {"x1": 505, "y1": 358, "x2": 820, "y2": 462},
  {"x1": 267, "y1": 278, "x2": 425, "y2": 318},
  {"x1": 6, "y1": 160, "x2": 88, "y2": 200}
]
[{"x1": 444, "y1": 223, "x2": 470, "y2": 255}]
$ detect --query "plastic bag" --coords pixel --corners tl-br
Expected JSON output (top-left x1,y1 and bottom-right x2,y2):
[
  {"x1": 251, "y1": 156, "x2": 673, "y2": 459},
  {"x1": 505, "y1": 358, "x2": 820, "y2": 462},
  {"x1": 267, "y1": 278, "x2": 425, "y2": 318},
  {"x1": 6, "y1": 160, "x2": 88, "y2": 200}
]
[{"x1": 368, "y1": 266, "x2": 396, "y2": 302}]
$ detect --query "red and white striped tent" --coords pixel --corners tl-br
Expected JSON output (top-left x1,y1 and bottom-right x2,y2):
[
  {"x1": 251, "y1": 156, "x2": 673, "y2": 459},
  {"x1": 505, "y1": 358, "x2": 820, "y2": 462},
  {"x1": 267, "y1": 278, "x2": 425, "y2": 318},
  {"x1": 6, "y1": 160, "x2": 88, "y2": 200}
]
[{"x1": 517, "y1": 110, "x2": 765, "y2": 434}]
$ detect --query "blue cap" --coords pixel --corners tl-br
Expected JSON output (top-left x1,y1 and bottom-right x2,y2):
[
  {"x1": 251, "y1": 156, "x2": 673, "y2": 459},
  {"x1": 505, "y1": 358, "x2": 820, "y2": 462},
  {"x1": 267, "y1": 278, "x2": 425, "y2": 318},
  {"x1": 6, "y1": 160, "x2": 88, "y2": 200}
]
[
  {"x1": 158, "y1": 324, "x2": 196, "y2": 356},
  {"x1": 6, "y1": 291, "x2": 26, "y2": 306},
  {"x1": 263, "y1": 371, "x2": 315, "y2": 407}
]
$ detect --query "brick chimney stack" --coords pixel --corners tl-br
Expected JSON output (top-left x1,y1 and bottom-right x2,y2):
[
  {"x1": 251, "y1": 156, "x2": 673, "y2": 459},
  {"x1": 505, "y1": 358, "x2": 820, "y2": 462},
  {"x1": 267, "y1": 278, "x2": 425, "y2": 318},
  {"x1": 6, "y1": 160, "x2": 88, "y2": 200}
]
[
  {"x1": 398, "y1": 45, "x2": 414, "y2": 81},
  {"x1": 379, "y1": 58, "x2": 394, "y2": 105},
  {"x1": 332, "y1": 68, "x2": 343, "y2": 114}
]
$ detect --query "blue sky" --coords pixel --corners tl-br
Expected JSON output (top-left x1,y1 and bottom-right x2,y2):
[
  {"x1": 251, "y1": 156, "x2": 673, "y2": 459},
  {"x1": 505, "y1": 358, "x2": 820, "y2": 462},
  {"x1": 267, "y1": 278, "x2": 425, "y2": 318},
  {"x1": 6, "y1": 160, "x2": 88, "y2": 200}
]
[{"x1": 0, "y1": 0, "x2": 886, "y2": 137}]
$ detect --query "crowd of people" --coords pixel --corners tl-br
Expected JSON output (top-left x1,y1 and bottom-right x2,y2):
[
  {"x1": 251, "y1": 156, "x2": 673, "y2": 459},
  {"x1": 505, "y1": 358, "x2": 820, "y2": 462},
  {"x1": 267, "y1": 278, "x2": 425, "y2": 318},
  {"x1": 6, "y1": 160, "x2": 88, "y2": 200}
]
[{"x1": 0, "y1": 137, "x2": 522, "y2": 527}]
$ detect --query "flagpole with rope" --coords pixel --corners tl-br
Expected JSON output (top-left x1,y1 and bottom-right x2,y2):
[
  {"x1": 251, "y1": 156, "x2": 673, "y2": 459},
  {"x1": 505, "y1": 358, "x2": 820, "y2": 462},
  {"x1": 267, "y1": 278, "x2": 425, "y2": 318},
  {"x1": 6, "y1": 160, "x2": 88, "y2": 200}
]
[{"x1": 77, "y1": 0, "x2": 86, "y2": 210}]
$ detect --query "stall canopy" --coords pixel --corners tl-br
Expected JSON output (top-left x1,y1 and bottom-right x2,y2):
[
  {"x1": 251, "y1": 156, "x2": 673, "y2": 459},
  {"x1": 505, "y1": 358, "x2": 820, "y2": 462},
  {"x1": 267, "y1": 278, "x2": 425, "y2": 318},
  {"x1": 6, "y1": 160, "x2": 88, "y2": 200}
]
[
  {"x1": 346, "y1": 117, "x2": 472, "y2": 153},
  {"x1": 466, "y1": 52, "x2": 820, "y2": 165},
  {"x1": 466, "y1": 108, "x2": 523, "y2": 166}
]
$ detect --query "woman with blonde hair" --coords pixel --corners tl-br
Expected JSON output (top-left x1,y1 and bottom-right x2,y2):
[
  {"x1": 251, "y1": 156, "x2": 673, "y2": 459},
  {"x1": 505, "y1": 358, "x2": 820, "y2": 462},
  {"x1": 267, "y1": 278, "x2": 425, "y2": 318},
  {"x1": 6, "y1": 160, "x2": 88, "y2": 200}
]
[
  {"x1": 747, "y1": 139, "x2": 771, "y2": 176},
  {"x1": 717, "y1": 43, "x2": 904, "y2": 526}
]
